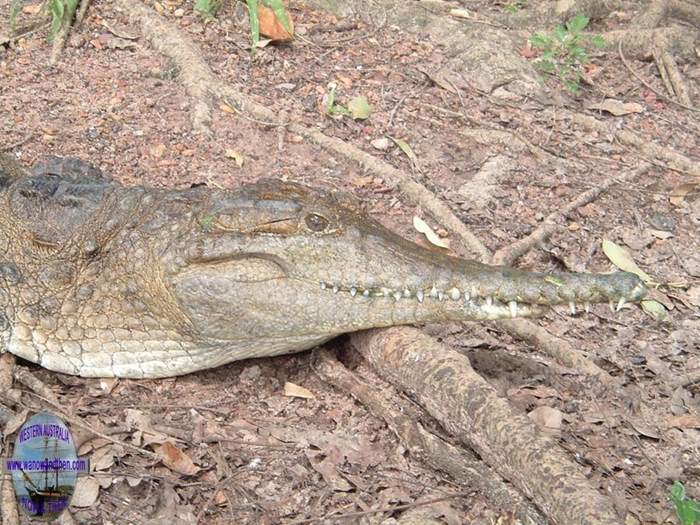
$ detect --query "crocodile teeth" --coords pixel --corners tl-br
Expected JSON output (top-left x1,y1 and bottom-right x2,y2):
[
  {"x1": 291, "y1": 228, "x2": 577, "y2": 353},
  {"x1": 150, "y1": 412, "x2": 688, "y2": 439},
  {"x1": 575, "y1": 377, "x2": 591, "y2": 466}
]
[
  {"x1": 403, "y1": 289, "x2": 411, "y2": 298},
  {"x1": 616, "y1": 297, "x2": 626, "y2": 312},
  {"x1": 416, "y1": 290, "x2": 424, "y2": 303},
  {"x1": 485, "y1": 296, "x2": 493, "y2": 307},
  {"x1": 363, "y1": 289, "x2": 370, "y2": 297},
  {"x1": 569, "y1": 301, "x2": 576, "y2": 315},
  {"x1": 609, "y1": 300, "x2": 615, "y2": 313},
  {"x1": 393, "y1": 291, "x2": 402, "y2": 301},
  {"x1": 350, "y1": 287, "x2": 357, "y2": 297},
  {"x1": 320, "y1": 282, "x2": 327, "y2": 290},
  {"x1": 448, "y1": 288, "x2": 460, "y2": 301},
  {"x1": 463, "y1": 290, "x2": 470, "y2": 301},
  {"x1": 509, "y1": 301, "x2": 518, "y2": 318},
  {"x1": 437, "y1": 291, "x2": 445, "y2": 301},
  {"x1": 429, "y1": 285, "x2": 438, "y2": 298},
  {"x1": 584, "y1": 302, "x2": 590, "y2": 313},
  {"x1": 332, "y1": 285, "x2": 339, "y2": 294}
]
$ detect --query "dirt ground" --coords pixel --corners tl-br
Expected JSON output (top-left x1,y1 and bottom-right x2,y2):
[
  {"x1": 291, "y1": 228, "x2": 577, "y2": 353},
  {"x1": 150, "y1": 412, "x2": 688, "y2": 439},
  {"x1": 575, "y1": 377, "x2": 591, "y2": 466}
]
[{"x1": 0, "y1": 0, "x2": 699, "y2": 523}]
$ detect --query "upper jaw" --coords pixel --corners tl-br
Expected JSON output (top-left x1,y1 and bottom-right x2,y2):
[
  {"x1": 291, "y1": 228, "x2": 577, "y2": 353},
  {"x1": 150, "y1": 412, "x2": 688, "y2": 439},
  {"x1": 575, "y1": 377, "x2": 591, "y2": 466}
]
[{"x1": 311, "y1": 269, "x2": 647, "y2": 321}]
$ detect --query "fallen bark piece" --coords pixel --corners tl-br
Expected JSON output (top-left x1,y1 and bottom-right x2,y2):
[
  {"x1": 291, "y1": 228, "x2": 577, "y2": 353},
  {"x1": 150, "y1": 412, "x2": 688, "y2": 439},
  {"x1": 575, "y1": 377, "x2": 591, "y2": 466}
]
[{"x1": 351, "y1": 327, "x2": 621, "y2": 525}]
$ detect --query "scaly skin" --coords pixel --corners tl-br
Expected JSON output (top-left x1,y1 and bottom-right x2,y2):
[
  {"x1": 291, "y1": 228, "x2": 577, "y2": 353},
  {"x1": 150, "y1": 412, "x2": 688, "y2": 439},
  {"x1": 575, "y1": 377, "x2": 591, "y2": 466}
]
[{"x1": 0, "y1": 155, "x2": 647, "y2": 378}]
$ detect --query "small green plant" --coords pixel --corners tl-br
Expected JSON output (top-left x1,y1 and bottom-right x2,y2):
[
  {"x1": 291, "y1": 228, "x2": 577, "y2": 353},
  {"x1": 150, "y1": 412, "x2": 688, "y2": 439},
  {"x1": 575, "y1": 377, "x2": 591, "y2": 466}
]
[
  {"x1": 670, "y1": 482, "x2": 700, "y2": 525},
  {"x1": 529, "y1": 13, "x2": 605, "y2": 92},
  {"x1": 46, "y1": 0, "x2": 78, "y2": 39},
  {"x1": 7, "y1": 0, "x2": 74, "y2": 38}
]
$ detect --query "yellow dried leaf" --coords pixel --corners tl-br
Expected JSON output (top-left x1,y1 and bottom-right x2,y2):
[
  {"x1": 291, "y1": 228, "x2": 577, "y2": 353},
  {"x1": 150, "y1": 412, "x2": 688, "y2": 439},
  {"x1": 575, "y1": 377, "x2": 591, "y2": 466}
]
[
  {"x1": 284, "y1": 381, "x2": 314, "y2": 399},
  {"x1": 413, "y1": 216, "x2": 449, "y2": 249},
  {"x1": 602, "y1": 239, "x2": 652, "y2": 283}
]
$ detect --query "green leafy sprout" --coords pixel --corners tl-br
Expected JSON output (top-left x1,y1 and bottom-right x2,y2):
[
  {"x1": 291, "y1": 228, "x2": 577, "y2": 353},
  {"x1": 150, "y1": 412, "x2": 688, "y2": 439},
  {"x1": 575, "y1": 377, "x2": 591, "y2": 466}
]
[
  {"x1": 324, "y1": 84, "x2": 372, "y2": 120},
  {"x1": 529, "y1": 13, "x2": 606, "y2": 93},
  {"x1": 670, "y1": 482, "x2": 700, "y2": 525}
]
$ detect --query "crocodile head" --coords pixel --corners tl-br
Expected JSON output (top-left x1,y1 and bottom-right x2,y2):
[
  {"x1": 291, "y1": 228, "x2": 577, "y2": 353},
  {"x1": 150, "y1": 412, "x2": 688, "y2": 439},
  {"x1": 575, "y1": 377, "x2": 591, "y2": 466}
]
[
  {"x1": 169, "y1": 181, "x2": 646, "y2": 359},
  {"x1": 1, "y1": 158, "x2": 647, "y2": 378}
]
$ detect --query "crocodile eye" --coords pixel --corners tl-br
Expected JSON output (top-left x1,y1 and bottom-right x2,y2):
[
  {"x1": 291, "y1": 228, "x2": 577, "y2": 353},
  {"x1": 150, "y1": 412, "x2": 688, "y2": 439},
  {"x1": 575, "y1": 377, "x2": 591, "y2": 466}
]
[{"x1": 305, "y1": 213, "x2": 329, "y2": 232}]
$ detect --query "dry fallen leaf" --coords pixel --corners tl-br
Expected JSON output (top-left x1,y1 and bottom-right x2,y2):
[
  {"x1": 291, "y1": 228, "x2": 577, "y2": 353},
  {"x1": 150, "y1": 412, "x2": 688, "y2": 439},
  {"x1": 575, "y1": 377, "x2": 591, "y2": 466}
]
[
  {"x1": 22, "y1": 4, "x2": 41, "y2": 14},
  {"x1": 449, "y1": 8, "x2": 471, "y2": 18},
  {"x1": 284, "y1": 381, "x2": 315, "y2": 399},
  {"x1": 157, "y1": 441, "x2": 200, "y2": 476},
  {"x1": 413, "y1": 216, "x2": 449, "y2": 249},
  {"x1": 528, "y1": 406, "x2": 563, "y2": 434},
  {"x1": 71, "y1": 476, "x2": 100, "y2": 507},
  {"x1": 586, "y1": 99, "x2": 644, "y2": 116},
  {"x1": 667, "y1": 414, "x2": 700, "y2": 429},
  {"x1": 670, "y1": 182, "x2": 698, "y2": 206},
  {"x1": 220, "y1": 103, "x2": 236, "y2": 114},
  {"x1": 602, "y1": 239, "x2": 652, "y2": 283},
  {"x1": 258, "y1": 3, "x2": 294, "y2": 42}
]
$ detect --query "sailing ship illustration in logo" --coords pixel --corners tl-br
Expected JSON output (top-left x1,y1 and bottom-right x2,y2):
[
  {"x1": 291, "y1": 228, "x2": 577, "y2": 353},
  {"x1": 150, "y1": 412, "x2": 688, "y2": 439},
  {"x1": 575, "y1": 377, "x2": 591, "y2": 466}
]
[{"x1": 7, "y1": 412, "x2": 89, "y2": 520}]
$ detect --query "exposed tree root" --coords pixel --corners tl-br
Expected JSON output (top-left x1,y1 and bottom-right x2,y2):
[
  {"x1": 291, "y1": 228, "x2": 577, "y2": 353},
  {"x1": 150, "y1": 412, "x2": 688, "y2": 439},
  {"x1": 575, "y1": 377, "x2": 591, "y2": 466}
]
[
  {"x1": 0, "y1": 354, "x2": 19, "y2": 525},
  {"x1": 0, "y1": 476, "x2": 19, "y2": 525},
  {"x1": 619, "y1": 42, "x2": 698, "y2": 113},
  {"x1": 500, "y1": 318, "x2": 613, "y2": 383},
  {"x1": 350, "y1": 328, "x2": 621, "y2": 525},
  {"x1": 634, "y1": 0, "x2": 700, "y2": 28},
  {"x1": 313, "y1": 350, "x2": 546, "y2": 524},
  {"x1": 601, "y1": 27, "x2": 697, "y2": 61},
  {"x1": 567, "y1": 112, "x2": 700, "y2": 174},
  {"x1": 0, "y1": 353, "x2": 21, "y2": 407},
  {"x1": 493, "y1": 164, "x2": 651, "y2": 266},
  {"x1": 652, "y1": 47, "x2": 693, "y2": 107}
]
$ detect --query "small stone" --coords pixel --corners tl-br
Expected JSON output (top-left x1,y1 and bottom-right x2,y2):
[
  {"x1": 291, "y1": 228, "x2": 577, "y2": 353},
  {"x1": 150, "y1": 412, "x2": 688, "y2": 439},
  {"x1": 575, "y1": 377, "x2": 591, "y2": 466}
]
[
  {"x1": 371, "y1": 137, "x2": 391, "y2": 151},
  {"x1": 69, "y1": 34, "x2": 86, "y2": 48},
  {"x1": 174, "y1": 8, "x2": 185, "y2": 17}
]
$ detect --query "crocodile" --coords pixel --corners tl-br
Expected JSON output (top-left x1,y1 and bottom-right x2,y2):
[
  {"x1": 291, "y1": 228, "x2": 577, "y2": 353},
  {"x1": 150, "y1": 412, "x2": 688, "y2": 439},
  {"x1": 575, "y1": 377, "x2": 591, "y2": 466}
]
[{"x1": 0, "y1": 154, "x2": 647, "y2": 378}]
